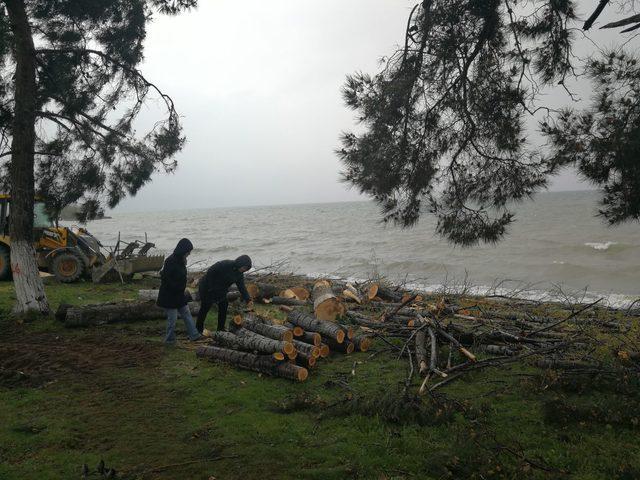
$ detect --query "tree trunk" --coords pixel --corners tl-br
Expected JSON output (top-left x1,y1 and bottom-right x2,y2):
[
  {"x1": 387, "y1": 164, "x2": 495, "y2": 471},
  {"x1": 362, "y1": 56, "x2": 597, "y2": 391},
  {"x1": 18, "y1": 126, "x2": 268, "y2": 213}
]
[
  {"x1": 287, "y1": 310, "x2": 346, "y2": 344},
  {"x1": 312, "y1": 280, "x2": 345, "y2": 321},
  {"x1": 196, "y1": 346, "x2": 308, "y2": 382},
  {"x1": 213, "y1": 329, "x2": 294, "y2": 356},
  {"x1": 59, "y1": 300, "x2": 201, "y2": 327},
  {"x1": 5, "y1": 0, "x2": 49, "y2": 314},
  {"x1": 233, "y1": 314, "x2": 294, "y2": 343}
]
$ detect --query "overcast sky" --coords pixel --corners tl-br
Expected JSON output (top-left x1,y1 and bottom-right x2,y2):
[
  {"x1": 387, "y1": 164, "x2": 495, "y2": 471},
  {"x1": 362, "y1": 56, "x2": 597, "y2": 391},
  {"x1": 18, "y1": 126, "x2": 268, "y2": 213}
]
[{"x1": 115, "y1": 0, "x2": 635, "y2": 212}]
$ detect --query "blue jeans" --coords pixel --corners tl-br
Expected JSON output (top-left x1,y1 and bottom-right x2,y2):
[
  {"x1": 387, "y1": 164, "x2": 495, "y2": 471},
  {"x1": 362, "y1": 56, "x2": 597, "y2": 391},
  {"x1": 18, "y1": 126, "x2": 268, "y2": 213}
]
[{"x1": 164, "y1": 305, "x2": 201, "y2": 343}]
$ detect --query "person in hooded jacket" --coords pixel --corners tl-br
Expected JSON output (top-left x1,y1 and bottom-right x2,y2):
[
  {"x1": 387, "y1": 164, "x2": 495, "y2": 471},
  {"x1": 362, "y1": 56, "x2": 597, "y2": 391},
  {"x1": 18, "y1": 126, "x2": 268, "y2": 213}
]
[
  {"x1": 196, "y1": 255, "x2": 253, "y2": 333},
  {"x1": 157, "y1": 238, "x2": 202, "y2": 344}
]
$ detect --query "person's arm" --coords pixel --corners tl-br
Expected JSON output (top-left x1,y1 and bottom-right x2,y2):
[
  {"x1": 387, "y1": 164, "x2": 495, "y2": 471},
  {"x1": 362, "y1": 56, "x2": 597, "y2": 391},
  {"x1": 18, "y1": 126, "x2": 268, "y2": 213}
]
[{"x1": 236, "y1": 275, "x2": 251, "y2": 303}]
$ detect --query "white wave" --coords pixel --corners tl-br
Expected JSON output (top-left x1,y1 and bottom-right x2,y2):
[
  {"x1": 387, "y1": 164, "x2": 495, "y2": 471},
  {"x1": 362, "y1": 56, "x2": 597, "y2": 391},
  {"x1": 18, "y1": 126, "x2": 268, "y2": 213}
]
[{"x1": 584, "y1": 241, "x2": 617, "y2": 251}]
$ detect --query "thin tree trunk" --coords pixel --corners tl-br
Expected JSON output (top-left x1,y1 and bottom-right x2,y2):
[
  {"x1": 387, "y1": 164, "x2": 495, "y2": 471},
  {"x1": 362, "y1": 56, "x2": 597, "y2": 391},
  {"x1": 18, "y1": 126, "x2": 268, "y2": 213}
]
[{"x1": 5, "y1": 0, "x2": 49, "y2": 314}]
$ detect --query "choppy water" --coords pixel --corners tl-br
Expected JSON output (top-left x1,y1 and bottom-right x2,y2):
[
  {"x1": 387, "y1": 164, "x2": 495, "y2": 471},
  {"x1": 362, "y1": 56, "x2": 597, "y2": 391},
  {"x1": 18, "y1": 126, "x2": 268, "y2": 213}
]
[{"x1": 78, "y1": 191, "x2": 640, "y2": 307}]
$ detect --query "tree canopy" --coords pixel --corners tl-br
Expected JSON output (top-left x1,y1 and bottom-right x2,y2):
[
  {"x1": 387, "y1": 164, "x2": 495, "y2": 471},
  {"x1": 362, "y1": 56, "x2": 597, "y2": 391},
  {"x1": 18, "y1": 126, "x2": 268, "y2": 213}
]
[
  {"x1": 339, "y1": 0, "x2": 640, "y2": 245},
  {"x1": 0, "y1": 0, "x2": 196, "y2": 221}
]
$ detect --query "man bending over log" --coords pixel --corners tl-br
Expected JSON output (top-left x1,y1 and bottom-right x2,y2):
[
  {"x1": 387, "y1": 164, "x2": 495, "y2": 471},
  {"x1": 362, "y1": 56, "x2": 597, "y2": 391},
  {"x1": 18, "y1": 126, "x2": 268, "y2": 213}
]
[{"x1": 197, "y1": 255, "x2": 253, "y2": 333}]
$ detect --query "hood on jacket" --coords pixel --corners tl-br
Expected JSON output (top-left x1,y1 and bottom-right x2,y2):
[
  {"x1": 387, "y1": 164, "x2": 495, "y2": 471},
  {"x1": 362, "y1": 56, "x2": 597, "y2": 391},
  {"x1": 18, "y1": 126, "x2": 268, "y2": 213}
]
[
  {"x1": 234, "y1": 254, "x2": 252, "y2": 270},
  {"x1": 173, "y1": 238, "x2": 194, "y2": 256}
]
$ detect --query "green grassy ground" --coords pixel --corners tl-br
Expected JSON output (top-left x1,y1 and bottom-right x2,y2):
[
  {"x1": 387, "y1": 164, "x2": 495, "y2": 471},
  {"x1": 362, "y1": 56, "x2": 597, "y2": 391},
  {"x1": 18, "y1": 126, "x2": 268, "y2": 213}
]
[{"x1": 1, "y1": 280, "x2": 639, "y2": 479}]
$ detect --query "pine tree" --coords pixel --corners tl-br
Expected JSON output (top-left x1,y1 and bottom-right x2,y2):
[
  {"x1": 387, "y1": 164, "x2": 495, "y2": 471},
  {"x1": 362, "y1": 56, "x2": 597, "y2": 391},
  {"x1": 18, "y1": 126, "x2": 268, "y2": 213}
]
[
  {"x1": 0, "y1": 0, "x2": 196, "y2": 313},
  {"x1": 338, "y1": 0, "x2": 639, "y2": 246}
]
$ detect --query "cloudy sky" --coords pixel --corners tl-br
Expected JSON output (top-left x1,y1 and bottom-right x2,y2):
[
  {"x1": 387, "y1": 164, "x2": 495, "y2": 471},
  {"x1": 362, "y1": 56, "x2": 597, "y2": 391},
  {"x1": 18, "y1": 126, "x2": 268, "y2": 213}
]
[{"x1": 116, "y1": 0, "x2": 632, "y2": 212}]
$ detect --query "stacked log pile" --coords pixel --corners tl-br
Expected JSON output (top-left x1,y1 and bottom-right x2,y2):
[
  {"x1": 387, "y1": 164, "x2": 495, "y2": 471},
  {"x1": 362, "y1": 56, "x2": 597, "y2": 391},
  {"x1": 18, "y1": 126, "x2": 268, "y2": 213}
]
[{"x1": 195, "y1": 309, "x2": 372, "y2": 382}]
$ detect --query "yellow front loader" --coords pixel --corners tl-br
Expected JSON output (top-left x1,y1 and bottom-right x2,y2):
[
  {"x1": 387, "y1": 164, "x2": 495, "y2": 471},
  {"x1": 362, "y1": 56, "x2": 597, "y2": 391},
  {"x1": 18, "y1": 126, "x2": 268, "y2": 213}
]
[{"x1": 0, "y1": 194, "x2": 164, "y2": 283}]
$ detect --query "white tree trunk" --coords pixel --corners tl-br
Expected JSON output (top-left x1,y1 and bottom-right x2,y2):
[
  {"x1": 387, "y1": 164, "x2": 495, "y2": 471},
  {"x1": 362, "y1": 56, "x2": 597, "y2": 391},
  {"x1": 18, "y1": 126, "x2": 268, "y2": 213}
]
[{"x1": 10, "y1": 239, "x2": 49, "y2": 314}]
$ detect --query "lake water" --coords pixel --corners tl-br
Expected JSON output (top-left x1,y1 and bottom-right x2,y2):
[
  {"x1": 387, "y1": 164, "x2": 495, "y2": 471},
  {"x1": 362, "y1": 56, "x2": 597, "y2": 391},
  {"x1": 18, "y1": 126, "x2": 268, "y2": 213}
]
[{"x1": 79, "y1": 190, "x2": 640, "y2": 307}]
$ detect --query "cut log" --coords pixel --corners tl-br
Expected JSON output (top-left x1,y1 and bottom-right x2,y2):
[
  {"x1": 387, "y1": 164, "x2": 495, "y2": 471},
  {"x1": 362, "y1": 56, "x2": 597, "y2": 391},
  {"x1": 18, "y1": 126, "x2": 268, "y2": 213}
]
[
  {"x1": 292, "y1": 339, "x2": 321, "y2": 359},
  {"x1": 233, "y1": 328, "x2": 295, "y2": 356},
  {"x1": 138, "y1": 289, "x2": 241, "y2": 303},
  {"x1": 298, "y1": 330, "x2": 322, "y2": 347},
  {"x1": 296, "y1": 351, "x2": 317, "y2": 369},
  {"x1": 287, "y1": 310, "x2": 345, "y2": 344},
  {"x1": 234, "y1": 315, "x2": 294, "y2": 343},
  {"x1": 366, "y1": 284, "x2": 379, "y2": 301},
  {"x1": 290, "y1": 286, "x2": 310, "y2": 301},
  {"x1": 312, "y1": 280, "x2": 346, "y2": 322},
  {"x1": 340, "y1": 324, "x2": 355, "y2": 340},
  {"x1": 245, "y1": 282, "x2": 281, "y2": 301},
  {"x1": 280, "y1": 287, "x2": 310, "y2": 301},
  {"x1": 319, "y1": 343, "x2": 330, "y2": 358},
  {"x1": 211, "y1": 330, "x2": 293, "y2": 356},
  {"x1": 402, "y1": 292, "x2": 423, "y2": 303},
  {"x1": 268, "y1": 296, "x2": 308, "y2": 306},
  {"x1": 415, "y1": 329, "x2": 428, "y2": 375},
  {"x1": 60, "y1": 300, "x2": 201, "y2": 327},
  {"x1": 283, "y1": 322, "x2": 304, "y2": 337},
  {"x1": 376, "y1": 286, "x2": 402, "y2": 302},
  {"x1": 351, "y1": 334, "x2": 372, "y2": 352},
  {"x1": 196, "y1": 346, "x2": 308, "y2": 382},
  {"x1": 342, "y1": 283, "x2": 362, "y2": 304},
  {"x1": 322, "y1": 336, "x2": 355, "y2": 354}
]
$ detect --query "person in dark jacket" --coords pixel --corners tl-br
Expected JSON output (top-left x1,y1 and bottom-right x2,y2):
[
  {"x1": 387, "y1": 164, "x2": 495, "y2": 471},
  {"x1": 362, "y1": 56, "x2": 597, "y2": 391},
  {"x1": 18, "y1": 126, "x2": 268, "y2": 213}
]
[
  {"x1": 196, "y1": 255, "x2": 253, "y2": 333},
  {"x1": 157, "y1": 238, "x2": 202, "y2": 343}
]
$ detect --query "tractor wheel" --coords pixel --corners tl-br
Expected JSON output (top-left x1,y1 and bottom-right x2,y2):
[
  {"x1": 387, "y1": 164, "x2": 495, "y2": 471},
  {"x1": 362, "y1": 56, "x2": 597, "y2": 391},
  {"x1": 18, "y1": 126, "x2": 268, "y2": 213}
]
[
  {"x1": 0, "y1": 246, "x2": 10, "y2": 281},
  {"x1": 51, "y1": 252, "x2": 85, "y2": 283}
]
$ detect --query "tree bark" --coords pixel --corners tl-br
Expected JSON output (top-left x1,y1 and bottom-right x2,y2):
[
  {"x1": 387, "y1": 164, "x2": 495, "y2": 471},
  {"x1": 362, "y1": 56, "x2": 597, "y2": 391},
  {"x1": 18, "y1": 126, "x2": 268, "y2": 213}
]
[
  {"x1": 234, "y1": 314, "x2": 294, "y2": 343},
  {"x1": 59, "y1": 300, "x2": 201, "y2": 327},
  {"x1": 287, "y1": 310, "x2": 346, "y2": 344},
  {"x1": 294, "y1": 350, "x2": 317, "y2": 369},
  {"x1": 312, "y1": 280, "x2": 345, "y2": 321},
  {"x1": 245, "y1": 282, "x2": 281, "y2": 301},
  {"x1": 196, "y1": 346, "x2": 308, "y2": 382},
  {"x1": 5, "y1": 0, "x2": 49, "y2": 314},
  {"x1": 268, "y1": 296, "x2": 309, "y2": 306},
  {"x1": 213, "y1": 329, "x2": 294, "y2": 356},
  {"x1": 352, "y1": 334, "x2": 372, "y2": 352},
  {"x1": 291, "y1": 339, "x2": 320, "y2": 359},
  {"x1": 297, "y1": 330, "x2": 322, "y2": 346},
  {"x1": 322, "y1": 336, "x2": 355, "y2": 354}
]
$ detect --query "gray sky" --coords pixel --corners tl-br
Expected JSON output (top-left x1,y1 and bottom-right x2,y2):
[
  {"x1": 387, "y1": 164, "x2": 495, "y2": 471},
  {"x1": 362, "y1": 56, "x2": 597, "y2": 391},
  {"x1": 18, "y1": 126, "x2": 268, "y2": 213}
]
[{"x1": 115, "y1": 0, "x2": 635, "y2": 212}]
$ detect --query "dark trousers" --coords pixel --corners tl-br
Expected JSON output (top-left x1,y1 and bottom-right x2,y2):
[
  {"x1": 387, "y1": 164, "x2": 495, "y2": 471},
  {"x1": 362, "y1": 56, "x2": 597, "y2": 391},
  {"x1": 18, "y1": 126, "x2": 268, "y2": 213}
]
[{"x1": 196, "y1": 297, "x2": 229, "y2": 333}]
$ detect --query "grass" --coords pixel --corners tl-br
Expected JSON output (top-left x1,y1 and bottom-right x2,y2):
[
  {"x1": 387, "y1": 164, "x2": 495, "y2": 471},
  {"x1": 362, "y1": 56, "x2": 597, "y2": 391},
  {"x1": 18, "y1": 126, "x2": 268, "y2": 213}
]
[{"x1": 1, "y1": 279, "x2": 639, "y2": 479}]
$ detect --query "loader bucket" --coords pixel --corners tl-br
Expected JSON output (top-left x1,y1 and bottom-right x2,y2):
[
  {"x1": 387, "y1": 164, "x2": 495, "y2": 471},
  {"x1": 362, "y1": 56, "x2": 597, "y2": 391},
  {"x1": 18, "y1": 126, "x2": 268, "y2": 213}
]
[{"x1": 91, "y1": 254, "x2": 164, "y2": 283}]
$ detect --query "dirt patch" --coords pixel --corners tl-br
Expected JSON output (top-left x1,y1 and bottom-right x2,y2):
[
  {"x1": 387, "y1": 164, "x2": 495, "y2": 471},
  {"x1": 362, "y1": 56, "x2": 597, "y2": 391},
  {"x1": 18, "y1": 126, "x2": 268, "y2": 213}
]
[{"x1": 0, "y1": 330, "x2": 162, "y2": 388}]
